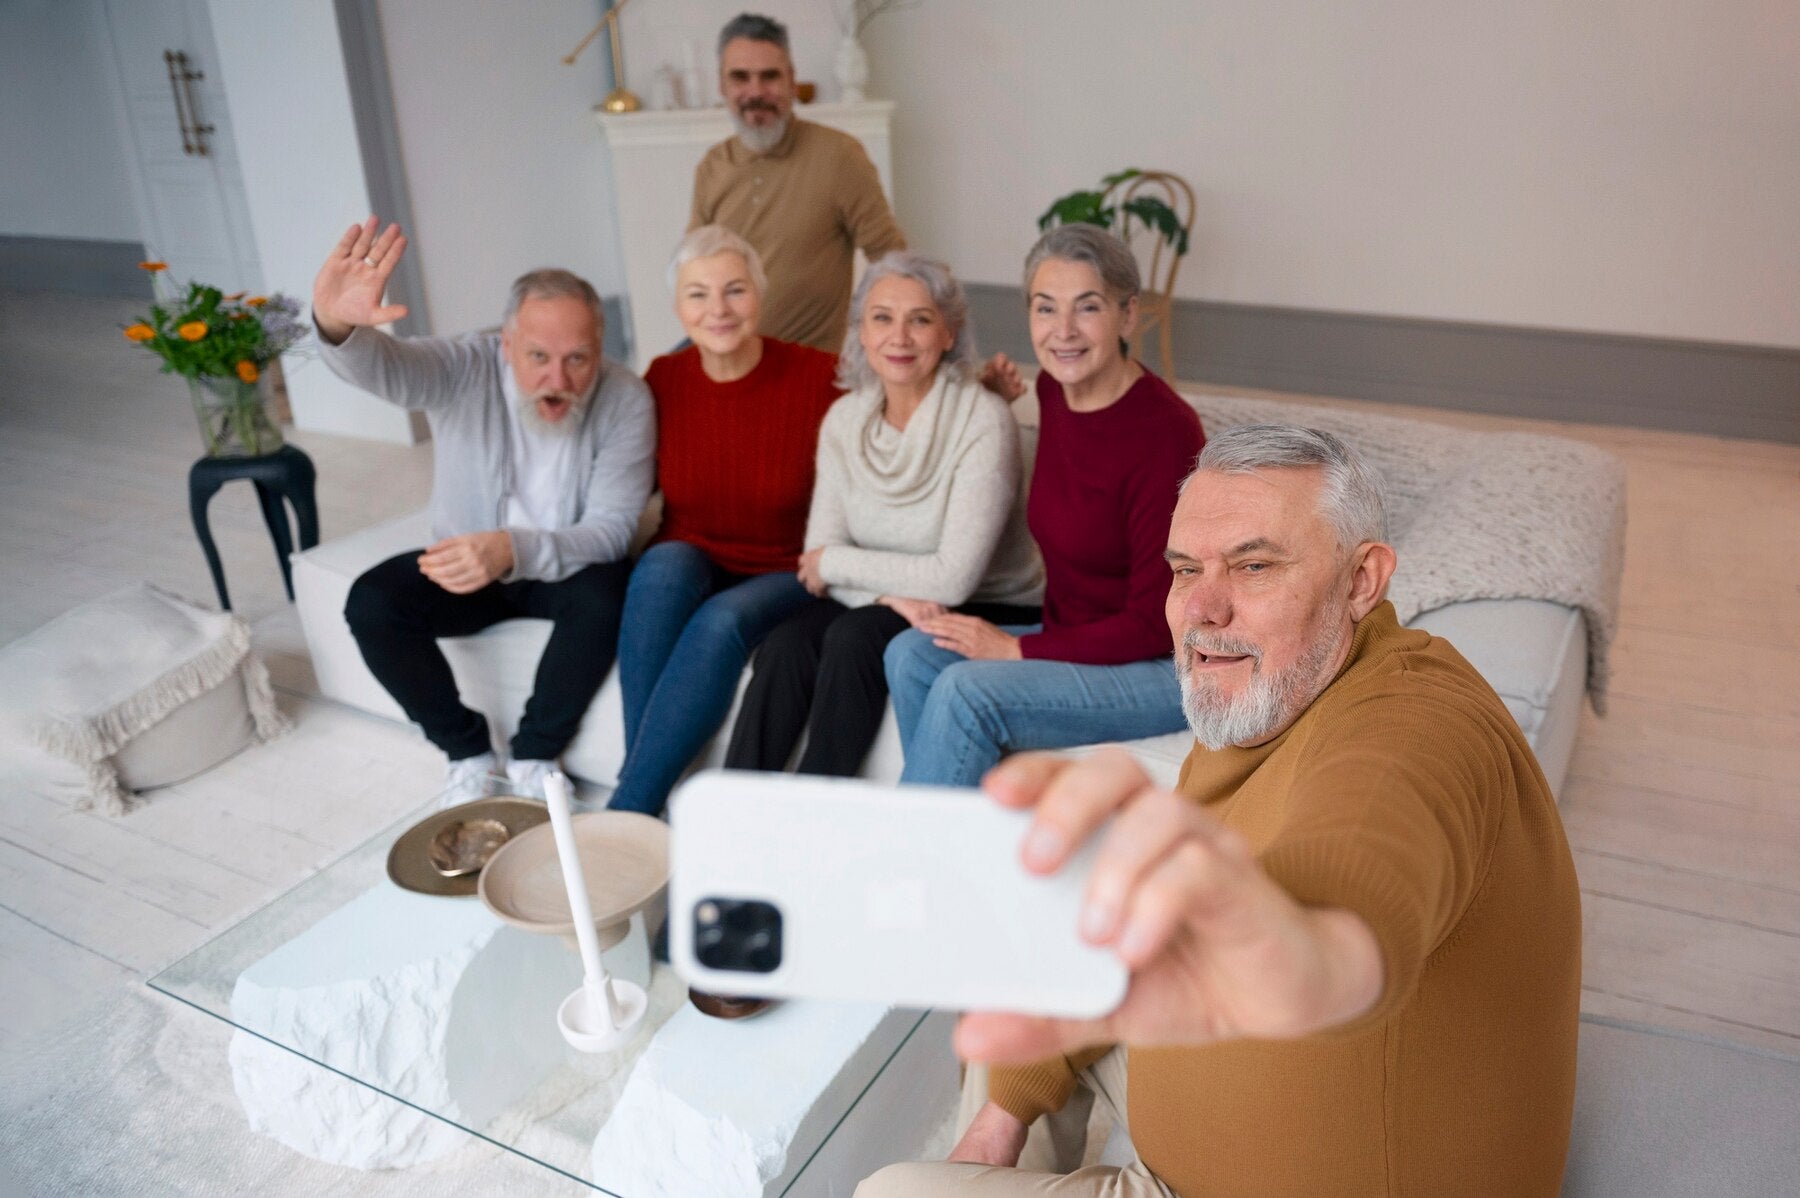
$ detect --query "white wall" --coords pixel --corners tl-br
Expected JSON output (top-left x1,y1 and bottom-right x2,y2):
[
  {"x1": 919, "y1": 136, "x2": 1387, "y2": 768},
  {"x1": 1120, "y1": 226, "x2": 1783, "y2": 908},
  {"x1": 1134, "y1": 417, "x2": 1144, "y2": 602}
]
[
  {"x1": 0, "y1": 0, "x2": 141, "y2": 242},
  {"x1": 373, "y1": 0, "x2": 849, "y2": 345},
  {"x1": 866, "y1": 1, "x2": 1800, "y2": 349},
  {"x1": 207, "y1": 0, "x2": 418, "y2": 443},
  {"x1": 374, "y1": 0, "x2": 625, "y2": 337}
]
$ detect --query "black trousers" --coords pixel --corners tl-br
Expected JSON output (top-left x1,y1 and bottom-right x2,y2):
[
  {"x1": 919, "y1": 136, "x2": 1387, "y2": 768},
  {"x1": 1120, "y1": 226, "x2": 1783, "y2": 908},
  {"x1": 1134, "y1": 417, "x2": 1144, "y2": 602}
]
[
  {"x1": 344, "y1": 550, "x2": 630, "y2": 762},
  {"x1": 724, "y1": 599, "x2": 1041, "y2": 778}
]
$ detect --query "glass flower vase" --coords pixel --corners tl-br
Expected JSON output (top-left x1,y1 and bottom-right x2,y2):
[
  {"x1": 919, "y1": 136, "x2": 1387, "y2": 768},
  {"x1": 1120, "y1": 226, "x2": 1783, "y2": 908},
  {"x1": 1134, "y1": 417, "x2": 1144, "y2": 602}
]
[{"x1": 189, "y1": 372, "x2": 283, "y2": 458}]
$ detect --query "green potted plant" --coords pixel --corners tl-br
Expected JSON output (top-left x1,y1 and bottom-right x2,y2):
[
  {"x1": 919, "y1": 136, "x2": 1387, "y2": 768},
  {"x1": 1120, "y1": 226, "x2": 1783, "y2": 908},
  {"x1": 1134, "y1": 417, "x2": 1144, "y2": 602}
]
[
  {"x1": 123, "y1": 261, "x2": 309, "y2": 457},
  {"x1": 1037, "y1": 168, "x2": 1191, "y2": 258}
]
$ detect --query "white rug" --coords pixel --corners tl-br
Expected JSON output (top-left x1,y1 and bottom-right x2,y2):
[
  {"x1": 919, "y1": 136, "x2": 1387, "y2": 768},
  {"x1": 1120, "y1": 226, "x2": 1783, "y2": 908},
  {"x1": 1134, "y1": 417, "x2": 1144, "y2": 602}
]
[{"x1": 0, "y1": 978, "x2": 596, "y2": 1197}]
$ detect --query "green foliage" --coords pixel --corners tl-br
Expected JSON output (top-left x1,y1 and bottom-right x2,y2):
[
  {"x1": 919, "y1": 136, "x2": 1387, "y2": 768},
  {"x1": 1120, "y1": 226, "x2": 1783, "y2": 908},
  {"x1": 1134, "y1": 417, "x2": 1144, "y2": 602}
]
[
  {"x1": 122, "y1": 273, "x2": 304, "y2": 382},
  {"x1": 1037, "y1": 168, "x2": 1190, "y2": 257}
]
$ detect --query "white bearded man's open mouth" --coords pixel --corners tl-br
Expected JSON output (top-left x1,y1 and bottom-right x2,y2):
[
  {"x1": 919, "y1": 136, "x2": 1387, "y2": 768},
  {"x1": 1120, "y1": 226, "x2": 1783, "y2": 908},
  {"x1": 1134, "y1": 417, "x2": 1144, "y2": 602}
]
[
  {"x1": 520, "y1": 391, "x2": 585, "y2": 434},
  {"x1": 1184, "y1": 632, "x2": 1260, "y2": 673}
]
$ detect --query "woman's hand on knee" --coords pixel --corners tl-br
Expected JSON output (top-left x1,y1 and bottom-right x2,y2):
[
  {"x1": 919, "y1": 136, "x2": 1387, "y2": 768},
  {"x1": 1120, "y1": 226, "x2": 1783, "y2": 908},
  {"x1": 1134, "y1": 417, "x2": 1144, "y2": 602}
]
[{"x1": 919, "y1": 613, "x2": 1021, "y2": 660}]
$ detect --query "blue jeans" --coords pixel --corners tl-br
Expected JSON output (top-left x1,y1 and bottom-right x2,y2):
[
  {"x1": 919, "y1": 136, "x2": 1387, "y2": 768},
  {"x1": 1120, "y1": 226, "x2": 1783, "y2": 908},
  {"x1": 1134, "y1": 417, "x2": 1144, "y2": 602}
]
[
  {"x1": 609, "y1": 541, "x2": 810, "y2": 816},
  {"x1": 884, "y1": 624, "x2": 1187, "y2": 787}
]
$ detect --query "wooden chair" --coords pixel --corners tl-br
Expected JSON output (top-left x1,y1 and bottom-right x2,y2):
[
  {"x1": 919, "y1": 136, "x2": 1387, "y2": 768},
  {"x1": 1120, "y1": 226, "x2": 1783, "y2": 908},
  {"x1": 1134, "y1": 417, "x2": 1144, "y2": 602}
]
[{"x1": 1101, "y1": 170, "x2": 1195, "y2": 382}]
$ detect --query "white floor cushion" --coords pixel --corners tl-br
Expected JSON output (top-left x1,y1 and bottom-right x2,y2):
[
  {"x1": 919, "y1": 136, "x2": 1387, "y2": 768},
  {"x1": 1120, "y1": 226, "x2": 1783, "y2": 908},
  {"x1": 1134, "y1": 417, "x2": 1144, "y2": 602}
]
[{"x1": 0, "y1": 583, "x2": 289, "y2": 812}]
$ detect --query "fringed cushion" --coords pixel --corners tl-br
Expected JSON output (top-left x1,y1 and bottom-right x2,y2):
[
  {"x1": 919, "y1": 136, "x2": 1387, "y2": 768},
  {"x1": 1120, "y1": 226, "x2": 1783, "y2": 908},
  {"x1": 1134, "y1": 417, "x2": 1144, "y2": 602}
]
[{"x1": 0, "y1": 583, "x2": 289, "y2": 813}]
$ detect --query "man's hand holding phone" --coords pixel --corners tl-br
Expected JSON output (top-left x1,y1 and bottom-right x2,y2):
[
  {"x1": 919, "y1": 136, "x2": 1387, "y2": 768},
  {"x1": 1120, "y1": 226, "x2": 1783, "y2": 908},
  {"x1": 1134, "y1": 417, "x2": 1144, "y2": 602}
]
[{"x1": 954, "y1": 748, "x2": 1386, "y2": 1067}]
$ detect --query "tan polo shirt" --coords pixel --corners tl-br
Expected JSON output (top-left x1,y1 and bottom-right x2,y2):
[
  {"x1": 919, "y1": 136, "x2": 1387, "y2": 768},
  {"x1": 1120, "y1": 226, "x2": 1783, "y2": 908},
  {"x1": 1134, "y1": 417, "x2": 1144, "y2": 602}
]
[
  {"x1": 990, "y1": 603, "x2": 1582, "y2": 1197},
  {"x1": 690, "y1": 117, "x2": 905, "y2": 352}
]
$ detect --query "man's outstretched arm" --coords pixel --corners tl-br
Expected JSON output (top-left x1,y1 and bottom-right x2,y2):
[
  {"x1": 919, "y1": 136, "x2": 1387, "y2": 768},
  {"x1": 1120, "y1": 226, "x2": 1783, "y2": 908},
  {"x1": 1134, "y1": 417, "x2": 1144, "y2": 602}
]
[{"x1": 958, "y1": 749, "x2": 1384, "y2": 1067}]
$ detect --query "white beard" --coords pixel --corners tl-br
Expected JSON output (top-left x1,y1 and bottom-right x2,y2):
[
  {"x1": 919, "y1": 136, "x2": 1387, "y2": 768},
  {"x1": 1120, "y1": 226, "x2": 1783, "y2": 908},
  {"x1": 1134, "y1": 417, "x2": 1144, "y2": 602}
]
[
  {"x1": 1178, "y1": 618, "x2": 1347, "y2": 751},
  {"x1": 516, "y1": 392, "x2": 588, "y2": 436},
  {"x1": 732, "y1": 110, "x2": 790, "y2": 155}
]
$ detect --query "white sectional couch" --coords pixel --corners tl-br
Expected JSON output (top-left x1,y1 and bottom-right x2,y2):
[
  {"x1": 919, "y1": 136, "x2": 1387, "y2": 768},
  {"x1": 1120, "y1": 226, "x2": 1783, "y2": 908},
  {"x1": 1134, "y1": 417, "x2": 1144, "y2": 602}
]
[{"x1": 293, "y1": 390, "x2": 1626, "y2": 798}]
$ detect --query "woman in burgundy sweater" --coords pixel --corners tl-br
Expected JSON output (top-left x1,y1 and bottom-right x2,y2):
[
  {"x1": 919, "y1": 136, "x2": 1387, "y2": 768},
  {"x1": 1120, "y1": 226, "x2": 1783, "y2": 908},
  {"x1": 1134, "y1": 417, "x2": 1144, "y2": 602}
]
[
  {"x1": 608, "y1": 226, "x2": 839, "y2": 817},
  {"x1": 884, "y1": 224, "x2": 1203, "y2": 786}
]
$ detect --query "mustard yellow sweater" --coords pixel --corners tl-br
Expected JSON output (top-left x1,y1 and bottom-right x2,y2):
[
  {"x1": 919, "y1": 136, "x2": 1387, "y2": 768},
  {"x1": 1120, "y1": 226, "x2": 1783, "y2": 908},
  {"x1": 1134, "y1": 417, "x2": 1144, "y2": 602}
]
[{"x1": 990, "y1": 603, "x2": 1581, "y2": 1197}]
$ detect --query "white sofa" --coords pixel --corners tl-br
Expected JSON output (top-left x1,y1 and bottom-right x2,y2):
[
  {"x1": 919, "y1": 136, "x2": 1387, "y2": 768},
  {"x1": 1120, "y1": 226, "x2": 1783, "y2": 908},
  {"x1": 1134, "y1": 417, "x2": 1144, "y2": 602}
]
[{"x1": 293, "y1": 390, "x2": 1626, "y2": 798}]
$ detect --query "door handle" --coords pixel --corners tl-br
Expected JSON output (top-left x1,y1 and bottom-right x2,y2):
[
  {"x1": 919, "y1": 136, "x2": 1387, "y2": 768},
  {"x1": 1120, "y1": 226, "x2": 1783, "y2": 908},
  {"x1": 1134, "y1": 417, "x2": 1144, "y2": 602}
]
[
  {"x1": 164, "y1": 50, "x2": 195, "y2": 155},
  {"x1": 163, "y1": 50, "x2": 216, "y2": 156}
]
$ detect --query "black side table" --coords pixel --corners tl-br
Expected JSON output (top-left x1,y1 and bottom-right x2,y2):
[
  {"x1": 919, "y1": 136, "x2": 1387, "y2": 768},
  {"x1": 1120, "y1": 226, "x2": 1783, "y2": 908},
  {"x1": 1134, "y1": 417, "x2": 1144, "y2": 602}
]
[{"x1": 188, "y1": 444, "x2": 320, "y2": 611}]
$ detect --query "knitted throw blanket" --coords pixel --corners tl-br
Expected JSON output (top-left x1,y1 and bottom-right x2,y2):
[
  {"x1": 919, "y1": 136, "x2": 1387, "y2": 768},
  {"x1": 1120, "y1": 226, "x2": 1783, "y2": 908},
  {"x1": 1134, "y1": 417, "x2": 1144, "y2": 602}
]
[{"x1": 1186, "y1": 393, "x2": 1626, "y2": 711}]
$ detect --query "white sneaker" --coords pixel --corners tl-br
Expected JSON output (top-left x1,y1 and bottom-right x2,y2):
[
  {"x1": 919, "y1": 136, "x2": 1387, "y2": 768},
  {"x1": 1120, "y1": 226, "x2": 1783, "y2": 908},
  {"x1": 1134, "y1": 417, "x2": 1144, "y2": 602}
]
[
  {"x1": 506, "y1": 758, "x2": 561, "y2": 800},
  {"x1": 442, "y1": 751, "x2": 501, "y2": 805}
]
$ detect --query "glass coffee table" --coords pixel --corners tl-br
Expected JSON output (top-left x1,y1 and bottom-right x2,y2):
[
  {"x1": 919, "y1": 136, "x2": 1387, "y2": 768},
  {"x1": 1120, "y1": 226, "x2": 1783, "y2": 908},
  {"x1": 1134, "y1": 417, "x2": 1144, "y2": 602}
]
[{"x1": 148, "y1": 792, "x2": 957, "y2": 1196}]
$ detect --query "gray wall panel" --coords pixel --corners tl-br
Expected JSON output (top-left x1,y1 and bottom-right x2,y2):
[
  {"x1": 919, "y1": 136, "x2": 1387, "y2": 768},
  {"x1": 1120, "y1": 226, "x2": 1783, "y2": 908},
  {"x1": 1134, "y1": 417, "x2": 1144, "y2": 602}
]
[
  {"x1": 966, "y1": 285, "x2": 1800, "y2": 445},
  {"x1": 0, "y1": 236, "x2": 150, "y2": 298}
]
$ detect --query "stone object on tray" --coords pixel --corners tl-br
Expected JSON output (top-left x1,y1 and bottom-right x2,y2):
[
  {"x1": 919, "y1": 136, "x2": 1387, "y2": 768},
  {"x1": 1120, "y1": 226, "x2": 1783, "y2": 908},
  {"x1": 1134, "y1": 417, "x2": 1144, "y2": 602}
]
[{"x1": 0, "y1": 582, "x2": 288, "y2": 812}]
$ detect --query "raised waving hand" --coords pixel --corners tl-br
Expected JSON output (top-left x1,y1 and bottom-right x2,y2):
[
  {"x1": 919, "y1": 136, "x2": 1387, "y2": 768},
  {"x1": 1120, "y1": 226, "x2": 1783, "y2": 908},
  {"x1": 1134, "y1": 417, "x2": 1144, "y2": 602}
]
[{"x1": 312, "y1": 217, "x2": 410, "y2": 344}]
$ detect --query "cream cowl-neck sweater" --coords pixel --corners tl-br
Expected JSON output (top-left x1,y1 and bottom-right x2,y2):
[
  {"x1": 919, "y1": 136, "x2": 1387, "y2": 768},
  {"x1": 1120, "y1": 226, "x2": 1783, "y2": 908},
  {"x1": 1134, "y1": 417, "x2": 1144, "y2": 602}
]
[{"x1": 807, "y1": 370, "x2": 1043, "y2": 610}]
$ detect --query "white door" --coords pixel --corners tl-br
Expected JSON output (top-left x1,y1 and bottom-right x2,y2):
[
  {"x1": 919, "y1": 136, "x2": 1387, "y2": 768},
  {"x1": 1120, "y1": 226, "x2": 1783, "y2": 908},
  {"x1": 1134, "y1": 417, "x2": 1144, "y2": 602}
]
[{"x1": 103, "y1": 0, "x2": 262, "y2": 293}]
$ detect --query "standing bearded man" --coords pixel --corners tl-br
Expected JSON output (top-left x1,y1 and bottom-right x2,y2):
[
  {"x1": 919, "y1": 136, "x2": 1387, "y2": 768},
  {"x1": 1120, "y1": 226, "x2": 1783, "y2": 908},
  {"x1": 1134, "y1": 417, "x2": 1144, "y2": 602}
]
[{"x1": 690, "y1": 12, "x2": 906, "y2": 352}]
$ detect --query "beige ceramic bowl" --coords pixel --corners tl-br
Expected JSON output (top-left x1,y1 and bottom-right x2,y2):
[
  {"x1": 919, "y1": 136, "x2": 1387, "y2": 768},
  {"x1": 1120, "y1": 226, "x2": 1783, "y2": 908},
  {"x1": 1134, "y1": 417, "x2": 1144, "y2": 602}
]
[{"x1": 477, "y1": 810, "x2": 669, "y2": 949}]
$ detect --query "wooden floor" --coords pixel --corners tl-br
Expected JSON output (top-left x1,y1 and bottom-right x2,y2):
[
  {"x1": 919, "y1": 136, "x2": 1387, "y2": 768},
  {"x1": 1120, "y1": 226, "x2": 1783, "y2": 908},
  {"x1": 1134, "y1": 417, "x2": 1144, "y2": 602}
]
[{"x1": 0, "y1": 289, "x2": 1795, "y2": 1187}]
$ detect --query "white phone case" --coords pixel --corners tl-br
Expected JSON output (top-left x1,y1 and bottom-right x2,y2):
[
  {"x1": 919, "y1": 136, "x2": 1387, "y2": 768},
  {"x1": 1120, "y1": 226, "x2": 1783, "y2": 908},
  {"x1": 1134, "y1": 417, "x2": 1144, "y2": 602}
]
[{"x1": 669, "y1": 769, "x2": 1127, "y2": 1018}]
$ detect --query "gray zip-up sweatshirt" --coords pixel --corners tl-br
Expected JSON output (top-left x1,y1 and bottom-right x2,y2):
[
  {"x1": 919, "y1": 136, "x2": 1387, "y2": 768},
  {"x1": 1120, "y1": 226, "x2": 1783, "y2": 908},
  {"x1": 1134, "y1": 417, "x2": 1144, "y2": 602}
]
[{"x1": 319, "y1": 326, "x2": 656, "y2": 583}]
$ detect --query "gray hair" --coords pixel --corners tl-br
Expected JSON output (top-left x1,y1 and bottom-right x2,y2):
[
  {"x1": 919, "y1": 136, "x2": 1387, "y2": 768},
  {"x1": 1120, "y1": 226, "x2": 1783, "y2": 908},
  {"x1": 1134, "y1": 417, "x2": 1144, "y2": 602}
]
[
  {"x1": 717, "y1": 12, "x2": 789, "y2": 57},
  {"x1": 1185, "y1": 424, "x2": 1389, "y2": 550},
  {"x1": 666, "y1": 225, "x2": 768, "y2": 297},
  {"x1": 502, "y1": 268, "x2": 604, "y2": 334},
  {"x1": 836, "y1": 251, "x2": 978, "y2": 392},
  {"x1": 1023, "y1": 223, "x2": 1141, "y2": 305}
]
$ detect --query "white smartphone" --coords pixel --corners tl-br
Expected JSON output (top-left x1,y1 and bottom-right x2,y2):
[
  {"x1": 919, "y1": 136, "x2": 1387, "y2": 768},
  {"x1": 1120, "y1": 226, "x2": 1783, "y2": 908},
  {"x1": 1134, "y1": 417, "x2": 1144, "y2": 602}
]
[{"x1": 668, "y1": 769, "x2": 1127, "y2": 1018}]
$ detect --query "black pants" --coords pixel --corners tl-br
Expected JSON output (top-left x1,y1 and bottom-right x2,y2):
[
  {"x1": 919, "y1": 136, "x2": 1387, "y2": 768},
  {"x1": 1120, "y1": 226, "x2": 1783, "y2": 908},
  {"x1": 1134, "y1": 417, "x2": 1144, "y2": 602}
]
[
  {"x1": 724, "y1": 599, "x2": 1041, "y2": 778},
  {"x1": 344, "y1": 550, "x2": 630, "y2": 762}
]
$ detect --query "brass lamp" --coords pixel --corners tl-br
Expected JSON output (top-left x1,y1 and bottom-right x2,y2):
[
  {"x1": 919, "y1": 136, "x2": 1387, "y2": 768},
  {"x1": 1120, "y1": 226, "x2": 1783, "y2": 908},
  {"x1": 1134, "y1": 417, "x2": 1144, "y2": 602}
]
[{"x1": 564, "y1": 0, "x2": 641, "y2": 113}]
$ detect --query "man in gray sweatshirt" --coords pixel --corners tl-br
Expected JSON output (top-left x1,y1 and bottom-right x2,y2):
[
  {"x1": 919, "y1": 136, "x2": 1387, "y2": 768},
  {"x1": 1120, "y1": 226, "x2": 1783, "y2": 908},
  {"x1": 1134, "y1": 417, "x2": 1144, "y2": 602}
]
[{"x1": 312, "y1": 217, "x2": 655, "y2": 797}]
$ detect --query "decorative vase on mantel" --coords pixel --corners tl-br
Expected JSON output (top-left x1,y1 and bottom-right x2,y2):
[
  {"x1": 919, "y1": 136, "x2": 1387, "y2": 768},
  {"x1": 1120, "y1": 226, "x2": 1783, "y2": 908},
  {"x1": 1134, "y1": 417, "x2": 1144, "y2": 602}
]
[
  {"x1": 834, "y1": 33, "x2": 869, "y2": 103},
  {"x1": 189, "y1": 372, "x2": 283, "y2": 458}
]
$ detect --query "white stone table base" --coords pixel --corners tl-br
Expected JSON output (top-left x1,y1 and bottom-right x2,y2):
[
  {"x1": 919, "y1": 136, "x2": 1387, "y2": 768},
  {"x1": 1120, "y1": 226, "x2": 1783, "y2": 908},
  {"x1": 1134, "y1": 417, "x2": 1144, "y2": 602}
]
[
  {"x1": 591, "y1": 1002, "x2": 959, "y2": 1196},
  {"x1": 228, "y1": 881, "x2": 652, "y2": 1169}
]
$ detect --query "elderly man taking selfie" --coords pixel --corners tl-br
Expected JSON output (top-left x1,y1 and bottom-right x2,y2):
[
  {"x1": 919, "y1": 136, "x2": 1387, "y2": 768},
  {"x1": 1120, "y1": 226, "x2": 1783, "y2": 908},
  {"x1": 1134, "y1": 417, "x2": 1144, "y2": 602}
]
[{"x1": 861, "y1": 424, "x2": 1581, "y2": 1197}]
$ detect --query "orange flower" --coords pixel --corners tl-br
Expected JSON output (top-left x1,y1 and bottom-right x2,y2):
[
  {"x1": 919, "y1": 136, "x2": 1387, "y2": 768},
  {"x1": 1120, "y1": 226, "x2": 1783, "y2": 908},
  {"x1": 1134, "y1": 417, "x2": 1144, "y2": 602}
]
[
  {"x1": 246, "y1": 296, "x2": 268, "y2": 307},
  {"x1": 225, "y1": 291, "x2": 245, "y2": 301},
  {"x1": 235, "y1": 360, "x2": 260, "y2": 384},
  {"x1": 178, "y1": 321, "x2": 208, "y2": 341},
  {"x1": 138, "y1": 261, "x2": 168, "y2": 272},
  {"x1": 123, "y1": 323, "x2": 156, "y2": 343}
]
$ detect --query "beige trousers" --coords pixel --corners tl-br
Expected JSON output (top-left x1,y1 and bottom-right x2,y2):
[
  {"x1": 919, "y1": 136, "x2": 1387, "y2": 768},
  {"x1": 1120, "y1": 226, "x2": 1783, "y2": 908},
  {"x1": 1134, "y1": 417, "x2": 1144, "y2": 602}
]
[{"x1": 855, "y1": 1049, "x2": 1178, "y2": 1197}]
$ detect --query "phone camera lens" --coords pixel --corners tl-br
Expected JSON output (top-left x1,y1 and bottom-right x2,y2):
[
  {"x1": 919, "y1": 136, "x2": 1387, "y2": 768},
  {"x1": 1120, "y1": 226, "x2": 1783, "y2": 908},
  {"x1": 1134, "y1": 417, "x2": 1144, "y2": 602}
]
[{"x1": 693, "y1": 897, "x2": 783, "y2": 974}]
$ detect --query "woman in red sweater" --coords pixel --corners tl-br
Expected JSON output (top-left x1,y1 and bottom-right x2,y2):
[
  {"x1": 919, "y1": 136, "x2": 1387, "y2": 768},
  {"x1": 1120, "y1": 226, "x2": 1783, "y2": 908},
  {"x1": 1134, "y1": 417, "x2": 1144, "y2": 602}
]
[
  {"x1": 884, "y1": 224, "x2": 1204, "y2": 786},
  {"x1": 608, "y1": 226, "x2": 839, "y2": 816}
]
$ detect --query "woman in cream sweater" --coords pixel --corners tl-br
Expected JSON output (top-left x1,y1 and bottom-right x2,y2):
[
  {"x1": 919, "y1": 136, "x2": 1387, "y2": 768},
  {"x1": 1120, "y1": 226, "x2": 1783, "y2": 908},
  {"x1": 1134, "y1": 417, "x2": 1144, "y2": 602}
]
[{"x1": 722, "y1": 252, "x2": 1042, "y2": 777}]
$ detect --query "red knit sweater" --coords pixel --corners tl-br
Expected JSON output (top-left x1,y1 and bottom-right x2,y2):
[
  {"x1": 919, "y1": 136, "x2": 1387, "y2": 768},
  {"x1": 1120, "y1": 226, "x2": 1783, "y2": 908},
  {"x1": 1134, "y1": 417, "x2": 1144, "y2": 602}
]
[
  {"x1": 1020, "y1": 369, "x2": 1204, "y2": 664},
  {"x1": 644, "y1": 339, "x2": 841, "y2": 575}
]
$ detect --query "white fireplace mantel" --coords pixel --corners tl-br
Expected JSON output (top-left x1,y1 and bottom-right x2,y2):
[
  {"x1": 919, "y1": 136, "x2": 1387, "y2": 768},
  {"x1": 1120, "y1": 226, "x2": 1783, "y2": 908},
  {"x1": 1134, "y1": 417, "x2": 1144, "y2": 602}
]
[{"x1": 595, "y1": 101, "x2": 895, "y2": 368}]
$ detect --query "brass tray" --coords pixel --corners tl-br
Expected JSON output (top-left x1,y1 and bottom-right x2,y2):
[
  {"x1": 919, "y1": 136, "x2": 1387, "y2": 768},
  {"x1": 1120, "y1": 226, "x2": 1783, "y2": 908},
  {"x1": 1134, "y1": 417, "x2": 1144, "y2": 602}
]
[{"x1": 387, "y1": 796, "x2": 549, "y2": 897}]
